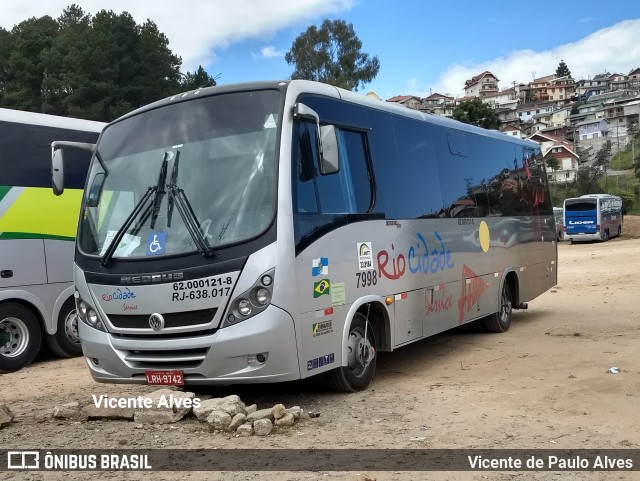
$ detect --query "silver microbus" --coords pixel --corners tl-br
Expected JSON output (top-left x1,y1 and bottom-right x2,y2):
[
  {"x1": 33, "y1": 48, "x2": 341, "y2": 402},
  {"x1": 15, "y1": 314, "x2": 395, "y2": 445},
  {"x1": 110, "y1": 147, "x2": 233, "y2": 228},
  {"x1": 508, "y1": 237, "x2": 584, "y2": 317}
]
[{"x1": 52, "y1": 81, "x2": 557, "y2": 391}]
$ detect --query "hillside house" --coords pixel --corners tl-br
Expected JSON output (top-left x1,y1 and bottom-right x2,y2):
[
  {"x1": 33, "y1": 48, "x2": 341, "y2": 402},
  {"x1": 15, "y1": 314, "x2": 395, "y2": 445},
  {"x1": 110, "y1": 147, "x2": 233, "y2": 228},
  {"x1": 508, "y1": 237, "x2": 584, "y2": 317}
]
[
  {"x1": 386, "y1": 95, "x2": 425, "y2": 111},
  {"x1": 500, "y1": 124, "x2": 525, "y2": 138},
  {"x1": 481, "y1": 88, "x2": 518, "y2": 109},
  {"x1": 463, "y1": 71, "x2": 499, "y2": 98},
  {"x1": 529, "y1": 74, "x2": 555, "y2": 102},
  {"x1": 516, "y1": 103, "x2": 554, "y2": 123}
]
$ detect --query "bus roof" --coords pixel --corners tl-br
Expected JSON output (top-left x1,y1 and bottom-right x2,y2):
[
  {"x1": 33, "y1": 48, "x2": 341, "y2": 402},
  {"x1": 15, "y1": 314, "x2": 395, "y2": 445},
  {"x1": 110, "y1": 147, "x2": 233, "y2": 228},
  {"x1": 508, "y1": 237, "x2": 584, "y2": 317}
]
[
  {"x1": 0, "y1": 108, "x2": 105, "y2": 132},
  {"x1": 108, "y1": 80, "x2": 541, "y2": 151}
]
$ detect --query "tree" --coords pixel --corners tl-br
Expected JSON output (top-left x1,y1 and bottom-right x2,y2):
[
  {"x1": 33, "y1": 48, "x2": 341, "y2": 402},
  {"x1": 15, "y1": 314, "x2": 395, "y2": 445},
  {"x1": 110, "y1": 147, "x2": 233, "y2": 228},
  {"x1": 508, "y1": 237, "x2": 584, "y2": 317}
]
[
  {"x1": 2, "y1": 16, "x2": 59, "y2": 111},
  {"x1": 179, "y1": 65, "x2": 217, "y2": 91},
  {"x1": 594, "y1": 140, "x2": 612, "y2": 172},
  {"x1": 40, "y1": 5, "x2": 92, "y2": 115},
  {"x1": 1, "y1": 5, "x2": 185, "y2": 121},
  {"x1": 576, "y1": 165, "x2": 602, "y2": 195},
  {"x1": 0, "y1": 27, "x2": 14, "y2": 102},
  {"x1": 545, "y1": 156, "x2": 560, "y2": 180},
  {"x1": 555, "y1": 60, "x2": 572, "y2": 78},
  {"x1": 452, "y1": 98, "x2": 500, "y2": 130},
  {"x1": 285, "y1": 19, "x2": 380, "y2": 91}
]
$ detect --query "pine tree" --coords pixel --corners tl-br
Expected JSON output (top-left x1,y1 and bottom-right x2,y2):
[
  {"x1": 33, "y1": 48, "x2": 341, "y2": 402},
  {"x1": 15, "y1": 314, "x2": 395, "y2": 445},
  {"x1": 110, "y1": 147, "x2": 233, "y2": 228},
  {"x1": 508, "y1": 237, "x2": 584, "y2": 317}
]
[{"x1": 555, "y1": 60, "x2": 572, "y2": 78}]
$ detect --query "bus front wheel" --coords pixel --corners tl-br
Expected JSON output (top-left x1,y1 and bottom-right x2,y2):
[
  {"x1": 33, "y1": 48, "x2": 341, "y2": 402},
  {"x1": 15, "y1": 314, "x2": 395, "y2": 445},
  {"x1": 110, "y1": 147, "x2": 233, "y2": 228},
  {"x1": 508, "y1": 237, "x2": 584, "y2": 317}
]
[
  {"x1": 0, "y1": 303, "x2": 42, "y2": 373},
  {"x1": 328, "y1": 312, "x2": 377, "y2": 392},
  {"x1": 46, "y1": 298, "x2": 82, "y2": 358},
  {"x1": 482, "y1": 283, "x2": 513, "y2": 333}
]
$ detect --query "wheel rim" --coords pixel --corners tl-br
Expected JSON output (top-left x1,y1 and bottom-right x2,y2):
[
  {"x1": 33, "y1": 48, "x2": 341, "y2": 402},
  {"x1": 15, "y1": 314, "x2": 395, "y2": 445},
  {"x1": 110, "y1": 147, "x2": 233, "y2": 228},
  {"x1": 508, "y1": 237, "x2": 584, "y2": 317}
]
[
  {"x1": 0, "y1": 317, "x2": 30, "y2": 357},
  {"x1": 63, "y1": 309, "x2": 81, "y2": 345},
  {"x1": 347, "y1": 326, "x2": 374, "y2": 378},
  {"x1": 500, "y1": 288, "x2": 512, "y2": 325}
]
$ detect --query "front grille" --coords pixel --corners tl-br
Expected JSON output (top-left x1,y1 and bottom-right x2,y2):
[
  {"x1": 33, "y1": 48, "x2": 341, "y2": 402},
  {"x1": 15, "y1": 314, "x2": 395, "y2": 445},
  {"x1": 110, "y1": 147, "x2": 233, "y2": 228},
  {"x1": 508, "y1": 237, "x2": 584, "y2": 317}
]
[
  {"x1": 108, "y1": 308, "x2": 217, "y2": 329},
  {"x1": 123, "y1": 347, "x2": 209, "y2": 369}
]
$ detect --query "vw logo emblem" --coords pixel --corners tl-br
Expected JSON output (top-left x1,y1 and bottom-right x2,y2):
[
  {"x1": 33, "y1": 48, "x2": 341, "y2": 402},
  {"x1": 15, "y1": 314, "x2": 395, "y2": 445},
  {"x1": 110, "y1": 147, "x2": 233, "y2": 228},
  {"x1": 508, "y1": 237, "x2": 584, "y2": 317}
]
[{"x1": 149, "y1": 313, "x2": 165, "y2": 331}]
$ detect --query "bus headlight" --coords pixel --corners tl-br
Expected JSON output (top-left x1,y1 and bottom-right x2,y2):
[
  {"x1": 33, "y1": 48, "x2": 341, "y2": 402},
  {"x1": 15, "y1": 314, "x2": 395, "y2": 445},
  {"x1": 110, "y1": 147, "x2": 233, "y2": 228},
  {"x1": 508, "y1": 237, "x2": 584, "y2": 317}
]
[
  {"x1": 238, "y1": 299, "x2": 252, "y2": 316},
  {"x1": 222, "y1": 269, "x2": 274, "y2": 328},
  {"x1": 75, "y1": 295, "x2": 106, "y2": 332},
  {"x1": 87, "y1": 309, "x2": 98, "y2": 326},
  {"x1": 255, "y1": 287, "x2": 270, "y2": 305}
]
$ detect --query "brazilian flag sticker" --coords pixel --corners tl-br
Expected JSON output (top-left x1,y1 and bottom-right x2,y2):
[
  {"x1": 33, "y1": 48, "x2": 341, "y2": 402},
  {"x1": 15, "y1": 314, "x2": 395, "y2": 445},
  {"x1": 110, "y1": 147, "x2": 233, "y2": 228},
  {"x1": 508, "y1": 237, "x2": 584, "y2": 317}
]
[{"x1": 313, "y1": 279, "x2": 331, "y2": 298}]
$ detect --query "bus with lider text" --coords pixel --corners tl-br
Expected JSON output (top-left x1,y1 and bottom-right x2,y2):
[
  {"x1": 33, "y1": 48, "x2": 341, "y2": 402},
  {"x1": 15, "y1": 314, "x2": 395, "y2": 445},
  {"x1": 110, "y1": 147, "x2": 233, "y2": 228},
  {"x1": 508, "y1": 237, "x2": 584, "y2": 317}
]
[{"x1": 563, "y1": 194, "x2": 623, "y2": 243}]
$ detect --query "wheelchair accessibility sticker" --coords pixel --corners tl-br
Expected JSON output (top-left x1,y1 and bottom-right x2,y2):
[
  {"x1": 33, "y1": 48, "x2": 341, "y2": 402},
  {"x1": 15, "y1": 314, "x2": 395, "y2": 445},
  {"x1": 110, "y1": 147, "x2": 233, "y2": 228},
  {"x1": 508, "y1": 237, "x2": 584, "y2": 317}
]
[{"x1": 146, "y1": 232, "x2": 167, "y2": 256}]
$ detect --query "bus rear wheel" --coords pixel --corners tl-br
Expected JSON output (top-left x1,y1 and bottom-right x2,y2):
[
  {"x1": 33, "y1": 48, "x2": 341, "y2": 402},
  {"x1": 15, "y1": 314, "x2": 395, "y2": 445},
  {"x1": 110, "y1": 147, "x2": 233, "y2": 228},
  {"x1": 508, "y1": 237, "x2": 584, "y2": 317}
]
[
  {"x1": 46, "y1": 298, "x2": 82, "y2": 358},
  {"x1": 482, "y1": 283, "x2": 513, "y2": 333},
  {"x1": 0, "y1": 303, "x2": 42, "y2": 373},
  {"x1": 328, "y1": 313, "x2": 377, "y2": 392}
]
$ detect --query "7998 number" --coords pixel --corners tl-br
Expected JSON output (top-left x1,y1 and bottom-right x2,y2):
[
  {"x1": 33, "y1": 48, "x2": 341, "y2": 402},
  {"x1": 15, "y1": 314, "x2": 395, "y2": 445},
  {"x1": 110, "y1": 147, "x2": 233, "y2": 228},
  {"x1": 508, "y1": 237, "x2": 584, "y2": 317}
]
[{"x1": 355, "y1": 270, "x2": 377, "y2": 288}]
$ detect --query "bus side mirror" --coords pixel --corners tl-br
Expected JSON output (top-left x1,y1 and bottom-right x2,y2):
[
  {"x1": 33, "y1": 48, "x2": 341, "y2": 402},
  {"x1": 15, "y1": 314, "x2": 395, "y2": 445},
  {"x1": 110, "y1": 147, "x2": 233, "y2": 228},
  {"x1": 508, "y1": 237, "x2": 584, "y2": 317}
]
[
  {"x1": 293, "y1": 103, "x2": 340, "y2": 175},
  {"x1": 319, "y1": 125, "x2": 339, "y2": 175},
  {"x1": 52, "y1": 147, "x2": 65, "y2": 196},
  {"x1": 51, "y1": 140, "x2": 98, "y2": 196}
]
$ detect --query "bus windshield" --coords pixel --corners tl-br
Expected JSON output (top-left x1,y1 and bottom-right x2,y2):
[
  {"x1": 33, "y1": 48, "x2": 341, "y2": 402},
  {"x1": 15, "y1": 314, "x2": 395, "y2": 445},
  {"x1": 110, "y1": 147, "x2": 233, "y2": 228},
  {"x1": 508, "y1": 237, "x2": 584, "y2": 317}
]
[{"x1": 77, "y1": 89, "x2": 281, "y2": 259}]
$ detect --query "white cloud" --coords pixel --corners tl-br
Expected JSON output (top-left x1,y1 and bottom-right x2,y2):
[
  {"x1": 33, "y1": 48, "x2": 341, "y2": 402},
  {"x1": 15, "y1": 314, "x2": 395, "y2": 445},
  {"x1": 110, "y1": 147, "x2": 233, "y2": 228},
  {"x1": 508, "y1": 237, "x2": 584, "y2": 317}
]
[
  {"x1": 0, "y1": 0, "x2": 355, "y2": 70},
  {"x1": 253, "y1": 46, "x2": 284, "y2": 60},
  {"x1": 422, "y1": 19, "x2": 640, "y2": 98}
]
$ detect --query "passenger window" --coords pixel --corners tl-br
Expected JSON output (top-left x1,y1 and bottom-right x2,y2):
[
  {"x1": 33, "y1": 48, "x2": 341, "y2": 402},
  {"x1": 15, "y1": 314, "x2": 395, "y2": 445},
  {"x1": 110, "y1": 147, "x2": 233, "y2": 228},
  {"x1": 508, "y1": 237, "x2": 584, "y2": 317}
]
[
  {"x1": 375, "y1": 116, "x2": 443, "y2": 219},
  {"x1": 293, "y1": 122, "x2": 372, "y2": 215},
  {"x1": 315, "y1": 129, "x2": 372, "y2": 214}
]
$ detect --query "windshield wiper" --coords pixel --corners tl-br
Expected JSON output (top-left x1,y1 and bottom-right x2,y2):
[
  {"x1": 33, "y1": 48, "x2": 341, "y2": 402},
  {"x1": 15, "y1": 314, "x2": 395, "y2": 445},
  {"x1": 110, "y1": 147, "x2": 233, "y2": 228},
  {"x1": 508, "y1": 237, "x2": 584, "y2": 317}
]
[
  {"x1": 150, "y1": 152, "x2": 169, "y2": 229},
  {"x1": 100, "y1": 153, "x2": 169, "y2": 267},
  {"x1": 166, "y1": 152, "x2": 216, "y2": 258},
  {"x1": 166, "y1": 151, "x2": 179, "y2": 228}
]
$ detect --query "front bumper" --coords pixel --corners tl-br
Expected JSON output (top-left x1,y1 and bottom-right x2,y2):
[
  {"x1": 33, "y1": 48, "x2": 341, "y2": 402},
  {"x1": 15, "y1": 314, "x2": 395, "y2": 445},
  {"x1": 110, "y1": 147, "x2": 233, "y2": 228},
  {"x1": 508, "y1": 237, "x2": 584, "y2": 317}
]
[{"x1": 79, "y1": 305, "x2": 300, "y2": 385}]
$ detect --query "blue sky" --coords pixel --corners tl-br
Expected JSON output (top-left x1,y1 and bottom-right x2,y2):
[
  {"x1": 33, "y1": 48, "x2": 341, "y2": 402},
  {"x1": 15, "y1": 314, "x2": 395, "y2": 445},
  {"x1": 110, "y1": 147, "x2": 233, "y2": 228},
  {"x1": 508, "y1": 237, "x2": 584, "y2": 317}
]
[{"x1": 2, "y1": 0, "x2": 640, "y2": 100}]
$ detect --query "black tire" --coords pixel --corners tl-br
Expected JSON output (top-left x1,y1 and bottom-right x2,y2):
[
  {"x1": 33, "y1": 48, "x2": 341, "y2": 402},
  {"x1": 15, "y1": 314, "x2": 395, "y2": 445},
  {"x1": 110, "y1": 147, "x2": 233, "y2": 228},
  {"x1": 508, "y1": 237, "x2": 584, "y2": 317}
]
[
  {"x1": 327, "y1": 312, "x2": 377, "y2": 392},
  {"x1": 46, "y1": 298, "x2": 82, "y2": 358},
  {"x1": 603, "y1": 229, "x2": 609, "y2": 241},
  {"x1": 0, "y1": 303, "x2": 42, "y2": 373},
  {"x1": 482, "y1": 283, "x2": 513, "y2": 333}
]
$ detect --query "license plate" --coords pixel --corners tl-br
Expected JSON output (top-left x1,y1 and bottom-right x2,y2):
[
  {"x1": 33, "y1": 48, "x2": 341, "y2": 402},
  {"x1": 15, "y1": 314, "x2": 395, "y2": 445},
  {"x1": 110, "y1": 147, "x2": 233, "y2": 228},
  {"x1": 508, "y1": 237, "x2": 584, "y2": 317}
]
[{"x1": 145, "y1": 369, "x2": 184, "y2": 386}]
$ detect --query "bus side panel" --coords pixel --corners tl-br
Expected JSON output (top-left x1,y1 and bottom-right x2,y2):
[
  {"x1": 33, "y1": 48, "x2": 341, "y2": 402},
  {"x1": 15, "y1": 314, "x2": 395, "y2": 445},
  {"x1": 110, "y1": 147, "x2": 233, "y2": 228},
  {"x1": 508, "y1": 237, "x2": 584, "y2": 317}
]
[
  {"x1": 296, "y1": 304, "x2": 348, "y2": 378},
  {"x1": 0, "y1": 239, "x2": 47, "y2": 288},
  {"x1": 44, "y1": 239, "x2": 75, "y2": 284}
]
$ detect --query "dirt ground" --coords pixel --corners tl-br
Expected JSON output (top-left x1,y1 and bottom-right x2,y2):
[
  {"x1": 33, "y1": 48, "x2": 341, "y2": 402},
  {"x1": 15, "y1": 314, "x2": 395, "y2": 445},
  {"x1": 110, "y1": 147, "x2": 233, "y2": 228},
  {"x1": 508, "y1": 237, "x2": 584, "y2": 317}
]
[{"x1": 2, "y1": 217, "x2": 640, "y2": 481}]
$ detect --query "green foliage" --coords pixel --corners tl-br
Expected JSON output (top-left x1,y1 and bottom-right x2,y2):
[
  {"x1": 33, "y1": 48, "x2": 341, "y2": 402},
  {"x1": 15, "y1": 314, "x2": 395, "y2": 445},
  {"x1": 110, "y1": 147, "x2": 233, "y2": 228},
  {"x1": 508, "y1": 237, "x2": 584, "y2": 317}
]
[
  {"x1": 594, "y1": 140, "x2": 612, "y2": 172},
  {"x1": 545, "y1": 156, "x2": 560, "y2": 172},
  {"x1": 555, "y1": 60, "x2": 572, "y2": 78},
  {"x1": 551, "y1": 171, "x2": 639, "y2": 214},
  {"x1": 285, "y1": 19, "x2": 380, "y2": 91},
  {"x1": 0, "y1": 4, "x2": 189, "y2": 122},
  {"x1": 576, "y1": 165, "x2": 602, "y2": 195},
  {"x1": 179, "y1": 66, "x2": 218, "y2": 91},
  {"x1": 2, "y1": 15, "x2": 59, "y2": 112},
  {"x1": 452, "y1": 98, "x2": 500, "y2": 130}
]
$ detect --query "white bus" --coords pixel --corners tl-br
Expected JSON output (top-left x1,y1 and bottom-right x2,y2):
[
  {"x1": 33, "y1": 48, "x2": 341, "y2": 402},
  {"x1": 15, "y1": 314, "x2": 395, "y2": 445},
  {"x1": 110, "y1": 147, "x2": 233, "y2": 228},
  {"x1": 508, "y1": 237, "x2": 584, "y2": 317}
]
[
  {"x1": 563, "y1": 194, "x2": 623, "y2": 243},
  {"x1": 52, "y1": 80, "x2": 558, "y2": 391},
  {"x1": 0, "y1": 108, "x2": 105, "y2": 372}
]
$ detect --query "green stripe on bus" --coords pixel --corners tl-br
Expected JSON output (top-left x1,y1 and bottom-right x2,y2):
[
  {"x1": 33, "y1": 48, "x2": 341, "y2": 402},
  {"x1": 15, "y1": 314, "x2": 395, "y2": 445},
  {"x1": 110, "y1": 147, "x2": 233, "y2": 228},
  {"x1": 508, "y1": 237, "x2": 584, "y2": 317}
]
[
  {"x1": 0, "y1": 232, "x2": 75, "y2": 241},
  {"x1": 0, "y1": 185, "x2": 11, "y2": 202}
]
